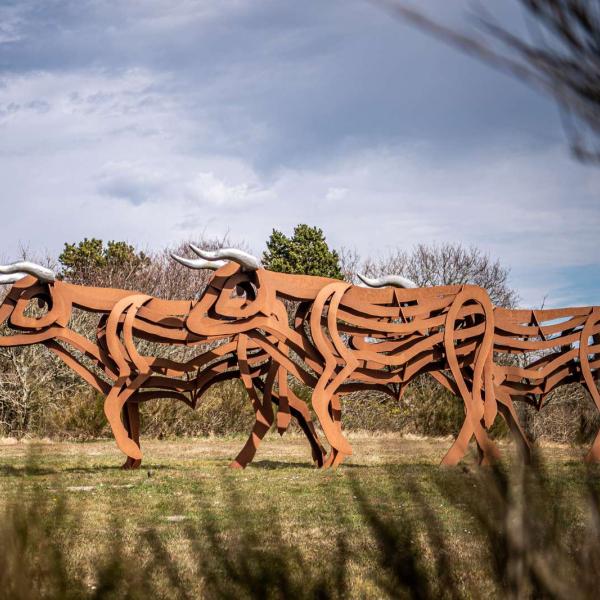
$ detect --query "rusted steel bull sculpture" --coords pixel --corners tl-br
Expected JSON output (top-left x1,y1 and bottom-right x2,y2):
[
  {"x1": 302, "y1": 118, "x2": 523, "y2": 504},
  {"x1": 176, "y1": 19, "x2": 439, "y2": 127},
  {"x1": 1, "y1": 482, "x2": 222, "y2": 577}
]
[
  {"x1": 1, "y1": 248, "x2": 598, "y2": 468},
  {"x1": 439, "y1": 305, "x2": 600, "y2": 463},
  {"x1": 357, "y1": 277, "x2": 600, "y2": 464},
  {"x1": 0, "y1": 257, "x2": 326, "y2": 469}
]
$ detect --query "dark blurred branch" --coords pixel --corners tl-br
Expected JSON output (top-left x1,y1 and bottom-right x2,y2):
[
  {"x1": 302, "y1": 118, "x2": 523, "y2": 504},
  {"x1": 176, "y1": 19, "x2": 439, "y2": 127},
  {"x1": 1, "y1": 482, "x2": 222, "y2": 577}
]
[{"x1": 379, "y1": 0, "x2": 600, "y2": 164}]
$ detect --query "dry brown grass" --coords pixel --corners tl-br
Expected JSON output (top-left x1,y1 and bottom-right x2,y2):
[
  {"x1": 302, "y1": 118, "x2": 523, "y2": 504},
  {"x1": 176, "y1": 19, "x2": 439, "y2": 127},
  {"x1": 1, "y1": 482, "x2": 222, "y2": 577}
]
[{"x1": 1, "y1": 435, "x2": 598, "y2": 599}]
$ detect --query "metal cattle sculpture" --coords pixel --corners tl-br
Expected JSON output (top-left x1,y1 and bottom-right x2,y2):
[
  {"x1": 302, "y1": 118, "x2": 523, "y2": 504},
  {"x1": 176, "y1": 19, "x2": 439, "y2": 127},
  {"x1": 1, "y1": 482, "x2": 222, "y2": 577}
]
[
  {"x1": 0, "y1": 247, "x2": 599, "y2": 469},
  {"x1": 0, "y1": 257, "x2": 326, "y2": 469},
  {"x1": 446, "y1": 305, "x2": 600, "y2": 463}
]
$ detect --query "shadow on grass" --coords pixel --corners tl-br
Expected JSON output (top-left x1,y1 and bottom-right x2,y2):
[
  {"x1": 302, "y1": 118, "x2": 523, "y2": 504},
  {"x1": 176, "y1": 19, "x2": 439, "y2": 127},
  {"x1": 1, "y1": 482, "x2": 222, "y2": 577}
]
[
  {"x1": 0, "y1": 465, "x2": 61, "y2": 477},
  {"x1": 0, "y1": 463, "x2": 185, "y2": 478},
  {"x1": 1, "y1": 453, "x2": 600, "y2": 599},
  {"x1": 250, "y1": 459, "x2": 365, "y2": 470}
]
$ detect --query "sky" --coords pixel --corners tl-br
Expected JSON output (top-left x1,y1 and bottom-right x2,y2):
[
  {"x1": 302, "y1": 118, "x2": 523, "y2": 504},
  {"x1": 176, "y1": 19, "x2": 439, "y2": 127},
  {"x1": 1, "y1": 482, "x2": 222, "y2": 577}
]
[{"x1": 1, "y1": 0, "x2": 599, "y2": 308}]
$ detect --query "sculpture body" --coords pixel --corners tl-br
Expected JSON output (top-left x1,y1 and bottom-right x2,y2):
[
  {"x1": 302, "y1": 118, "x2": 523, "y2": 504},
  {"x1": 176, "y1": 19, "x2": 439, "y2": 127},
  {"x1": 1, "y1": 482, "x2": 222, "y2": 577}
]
[{"x1": 0, "y1": 250, "x2": 598, "y2": 468}]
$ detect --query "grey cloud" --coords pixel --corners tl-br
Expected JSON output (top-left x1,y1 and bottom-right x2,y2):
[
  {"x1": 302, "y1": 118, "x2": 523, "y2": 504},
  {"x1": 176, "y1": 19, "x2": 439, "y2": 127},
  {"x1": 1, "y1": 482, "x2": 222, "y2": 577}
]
[
  {"x1": 0, "y1": 0, "x2": 561, "y2": 173},
  {"x1": 0, "y1": 1, "x2": 597, "y2": 309},
  {"x1": 97, "y1": 174, "x2": 164, "y2": 206}
]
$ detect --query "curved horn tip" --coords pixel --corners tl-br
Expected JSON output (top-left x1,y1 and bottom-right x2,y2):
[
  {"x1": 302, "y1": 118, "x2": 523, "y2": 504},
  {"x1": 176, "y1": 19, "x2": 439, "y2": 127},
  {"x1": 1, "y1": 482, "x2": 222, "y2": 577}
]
[
  {"x1": 0, "y1": 261, "x2": 55, "y2": 283},
  {"x1": 188, "y1": 244, "x2": 260, "y2": 271},
  {"x1": 357, "y1": 273, "x2": 418, "y2": 289},
  {"x1": 396, "y1": 276, "x2": 418, "y2": 289},
  {"x1": 188, "y1": 243, "x2": 206, "y2": 258},
  {"x1": 357, "y1": 273, "x2": 379, "y2": 287},
  {"x1": 170, "y1": 253, "x2": 199, "y2": 269},
  {"x1": 170, "y1": 253, "x2": 225, "y2": 271}
]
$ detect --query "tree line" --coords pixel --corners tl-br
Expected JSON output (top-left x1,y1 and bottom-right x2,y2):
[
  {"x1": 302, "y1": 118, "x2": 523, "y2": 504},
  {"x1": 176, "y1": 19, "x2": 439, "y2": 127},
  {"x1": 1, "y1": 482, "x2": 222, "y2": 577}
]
[
  {"x1": 0, "y1": 224, "x2": 596, "y2": 444},
  {"x1": 55, "y1": 224, "x2": 518, "y2": 307}
]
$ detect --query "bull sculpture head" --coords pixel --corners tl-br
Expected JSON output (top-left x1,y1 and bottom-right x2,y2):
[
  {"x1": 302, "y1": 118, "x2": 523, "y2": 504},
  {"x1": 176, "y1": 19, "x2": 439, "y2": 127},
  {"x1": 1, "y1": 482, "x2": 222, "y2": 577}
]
[{"x1": 171, "y1": 245, "x2": 272, "y2": 335}]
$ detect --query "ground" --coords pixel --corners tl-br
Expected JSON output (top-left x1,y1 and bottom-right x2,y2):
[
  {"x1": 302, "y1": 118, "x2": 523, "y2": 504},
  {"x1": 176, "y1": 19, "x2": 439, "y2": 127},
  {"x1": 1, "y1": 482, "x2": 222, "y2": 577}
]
[{"x1": 0, "y1": 434, "x2": 598, "y2": 598}]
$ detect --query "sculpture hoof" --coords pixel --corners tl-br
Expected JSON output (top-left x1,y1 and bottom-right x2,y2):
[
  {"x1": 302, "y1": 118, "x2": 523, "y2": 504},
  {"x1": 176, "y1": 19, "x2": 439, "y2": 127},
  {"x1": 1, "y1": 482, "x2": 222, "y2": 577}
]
[
  {"x1": 313, "y1": 451, "x2": 327, "y2": 468},
  {"x1": 121, "y1": 458, "x2": 142, "y2": 470},
  {"x1": 229, "y1": 460, "x2": 245, "y2": 469}
]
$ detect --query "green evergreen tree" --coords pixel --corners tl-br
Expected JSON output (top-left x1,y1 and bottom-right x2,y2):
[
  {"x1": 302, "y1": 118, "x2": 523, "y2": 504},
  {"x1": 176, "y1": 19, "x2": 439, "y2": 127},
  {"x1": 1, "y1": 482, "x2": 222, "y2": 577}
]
[
  {"x1": 59, "y1": 238, "x2": 148, "y2": 281},
  {"x1": 262, "y1": 224, "x2": 343, "y2": 280}
]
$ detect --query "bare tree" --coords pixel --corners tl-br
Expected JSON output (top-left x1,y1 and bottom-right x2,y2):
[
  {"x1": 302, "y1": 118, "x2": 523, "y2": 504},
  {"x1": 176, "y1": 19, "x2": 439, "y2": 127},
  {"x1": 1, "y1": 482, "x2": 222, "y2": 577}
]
[
  {"x1": 338, "y1": 246, "x2": 362, "y2": 284},
  {"x1": 363, "y1": 242, "x2": 518, "y2": 307},
  {"x1": 380, "y1": 0, "x2": 600, "y2": 164}
]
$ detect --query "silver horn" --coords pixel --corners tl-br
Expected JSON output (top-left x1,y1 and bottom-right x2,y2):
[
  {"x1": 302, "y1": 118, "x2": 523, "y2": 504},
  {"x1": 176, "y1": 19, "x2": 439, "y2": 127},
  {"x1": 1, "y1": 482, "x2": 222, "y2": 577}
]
[
  {"x1": 189, "y1": 244, "x2": 260, "y2": 271},
  {"x1": 357, "y1": 273, "x2": 418, "y2": 289},
  {"x1": 0, "y1": 261, "x2": 55, "y2": 284},
  {"x1": 0, "y1": 273, "x2": 28, "y2": 285},
  {"x1": 170, "y1": 253, "x2": 225, "y2": 271}
]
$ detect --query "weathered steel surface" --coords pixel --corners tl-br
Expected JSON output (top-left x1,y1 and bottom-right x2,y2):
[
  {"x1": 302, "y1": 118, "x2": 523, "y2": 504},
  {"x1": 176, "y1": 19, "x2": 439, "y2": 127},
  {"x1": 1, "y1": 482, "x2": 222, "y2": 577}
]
[{"x1": 0, "y1": 252, "x2": 598, "y2": 469}]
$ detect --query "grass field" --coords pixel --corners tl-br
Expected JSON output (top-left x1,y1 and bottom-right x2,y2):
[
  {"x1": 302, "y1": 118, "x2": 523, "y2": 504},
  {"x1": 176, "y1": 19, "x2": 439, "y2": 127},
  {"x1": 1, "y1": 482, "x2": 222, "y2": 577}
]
[{"x1": 1, "y1": 434, "x2": 599, "y2": 599}]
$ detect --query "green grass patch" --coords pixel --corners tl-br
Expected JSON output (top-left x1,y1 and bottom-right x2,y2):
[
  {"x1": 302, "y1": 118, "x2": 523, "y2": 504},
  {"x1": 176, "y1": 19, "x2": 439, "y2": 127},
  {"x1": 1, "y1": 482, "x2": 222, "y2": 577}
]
[{"x1": 0, "y1": 436, "x2": 599, "y2": 599}]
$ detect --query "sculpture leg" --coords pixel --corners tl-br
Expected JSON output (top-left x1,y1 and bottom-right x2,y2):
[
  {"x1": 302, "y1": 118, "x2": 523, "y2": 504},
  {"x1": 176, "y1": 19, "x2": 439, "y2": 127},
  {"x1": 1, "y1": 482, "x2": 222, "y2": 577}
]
[
  {"x1": 253, "y1": 374, "x2": 326, "y2": 467},
  {"x1": 230, "y1": 387, "x2": 273, "y2": 468},
  {"x1": 441, "y1": 415, "x2": 474, "y2": 466},
  {"x1": 280, "y1": 387, "x2": 327, "y2": 467},
  {"x1": 578, "y1": 313, "x2": 600, "y2": 463},
  {"x1": 442, "y1": 288, "x2": 501, "y2": 467},
  {"x1": 311, "y1": 380, "x2": 353, "y2": 463},
  {"x1": 322, "y1": 448, "x2": 348, "y2": 470},
  {"x1": 321, "y1": 395, "x2": 349, "y2": 470},
  {"x1": 441, "y1": 409, "x2": 501, "y2": 466},
  {"x1": 104, "y1": 375, "x2": 148, "y2": 462},
  {"x1": 230, "y1": 335, "x2": 274, "y2": 468},
  {"x1": 430, "y1": 372, "x2": 474, "y2": 466},
  {"x1": 121, "y1": 401, "x2": 142, "y2": 470},
  {"x1": 496, "y1": 392, "x2": 531, "y2": 464},
  {"x1": 471, "y1": 419, "x2": 501, "y2": 466},
  {"x1": 307, "y1": 281, "x2": 355, "y2": 466},
  {"x1": 275, "y1": 364, "x2": 291, "y2": 435},
  {"x1": 475, "y1": 402, "x2": 502, "y2": 466}
]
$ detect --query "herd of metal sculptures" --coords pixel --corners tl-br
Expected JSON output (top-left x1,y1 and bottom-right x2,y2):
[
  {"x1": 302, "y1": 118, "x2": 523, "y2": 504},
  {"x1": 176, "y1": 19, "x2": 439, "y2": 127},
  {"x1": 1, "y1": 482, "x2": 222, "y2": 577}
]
[{"x1": 0, "y1": 245, "x2": 599, "y2": 469}]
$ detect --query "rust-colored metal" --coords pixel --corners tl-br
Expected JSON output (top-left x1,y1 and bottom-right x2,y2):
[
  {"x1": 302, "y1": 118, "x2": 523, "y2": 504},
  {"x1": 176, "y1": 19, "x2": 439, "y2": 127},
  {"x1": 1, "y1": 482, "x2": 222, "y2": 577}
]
[
  {"x1": 0, "y1": 269, "x2": 328, "y2": 469},
  {"x1": 444, "y1": 305, "x2": 600, "y2": 464},
  {"x1": 0, "y1": 252, "x2": 598, "y2": 469}
]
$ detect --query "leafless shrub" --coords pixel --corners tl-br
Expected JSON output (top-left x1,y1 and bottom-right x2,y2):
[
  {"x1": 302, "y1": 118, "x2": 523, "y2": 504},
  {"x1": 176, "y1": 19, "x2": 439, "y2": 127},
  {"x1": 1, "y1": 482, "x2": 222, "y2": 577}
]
[
  {"x1": 363, "y1": 242, "x2": 518, "y2": 307},
  {"x1": 518, "y1": 383, "x2": 600, "y2": 444},
  {"x1": 338, "y1": 246, "x2": 362, "y2": 284}
]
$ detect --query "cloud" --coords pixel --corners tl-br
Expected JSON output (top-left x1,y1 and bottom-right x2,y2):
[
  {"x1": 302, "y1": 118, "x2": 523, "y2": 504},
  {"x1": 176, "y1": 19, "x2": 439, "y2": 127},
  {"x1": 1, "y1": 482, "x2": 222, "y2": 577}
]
[
  {"x1": 0, "y1": 1, "x2": 598, "y2": 310},
  {"x1": 325, "y1": 187, "x2": 348, "y2": 202},
  {"x1": 0, "y1": 3, "x2": 25, "y2": 44},
  {"x1": 97, "y1": 161, "x2": 171, "y2": 206},
  {"x1": 0, "y1": 1, "x2": 562, "y2": 168}
]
